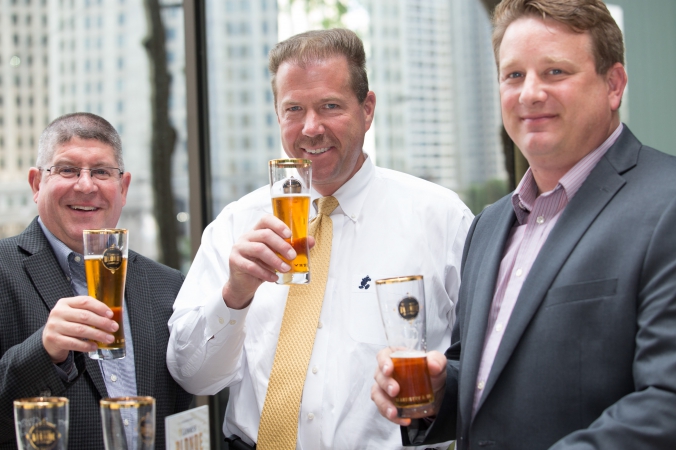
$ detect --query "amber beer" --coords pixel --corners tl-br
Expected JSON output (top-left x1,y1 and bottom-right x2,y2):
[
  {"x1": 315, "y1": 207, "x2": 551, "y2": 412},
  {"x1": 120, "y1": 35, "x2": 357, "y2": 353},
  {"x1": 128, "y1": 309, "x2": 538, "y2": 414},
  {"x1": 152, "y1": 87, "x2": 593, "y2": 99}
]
[
  {"x1": 83, "y1": 229, "x2": 128, "y2": 360},
  {"x1": 269, "y1": 158, "x2": 312, "y2": 284},
  {"x1": 391, "y1": 351, "x2": 435, "y2": 417},
  {"x1": 85, "y1": 256, "x2": 127, "y2": 351},
  {"x1": 272, "y1": 194, "x2": 310, "y2": 277}
]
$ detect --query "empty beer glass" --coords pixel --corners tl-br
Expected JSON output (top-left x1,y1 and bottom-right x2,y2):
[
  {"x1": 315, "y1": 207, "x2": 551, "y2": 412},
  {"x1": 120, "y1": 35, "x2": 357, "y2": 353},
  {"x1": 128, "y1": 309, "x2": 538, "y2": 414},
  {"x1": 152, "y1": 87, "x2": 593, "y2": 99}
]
[
  {"x1": 83, "y1": 229, "x2": 128, "y2": 360},
  {"x1": 14, "y1": 397, "x2": 69, "y2": 450},
  {"x1": 375, "y1": 275, "x2": 435, "y2": 418},
  {"x1": 269, "y1": 159, "x2": 312, "y2": 284},
  {"x1": 100, "y1": 397, "x2": 156, "y2": 450}
]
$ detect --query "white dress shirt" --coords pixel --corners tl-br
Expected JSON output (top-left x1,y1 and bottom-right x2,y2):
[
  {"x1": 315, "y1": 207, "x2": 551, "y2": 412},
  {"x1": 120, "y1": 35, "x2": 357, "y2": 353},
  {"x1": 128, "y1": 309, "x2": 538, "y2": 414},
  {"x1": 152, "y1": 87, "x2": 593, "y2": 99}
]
[{"x1": 167, "y1": 156, "x2": 473, "y2": 450}]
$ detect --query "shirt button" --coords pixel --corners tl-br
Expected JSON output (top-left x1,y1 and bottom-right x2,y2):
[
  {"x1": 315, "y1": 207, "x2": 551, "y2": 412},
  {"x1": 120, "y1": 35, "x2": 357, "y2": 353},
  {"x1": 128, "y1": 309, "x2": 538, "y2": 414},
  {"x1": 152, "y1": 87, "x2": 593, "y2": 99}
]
[
  {"x1": 477, "y1": 381, "x2": 485, "y2": 390},
  {"x1": 312, "y1": 366, "x2": 318, "y2": 374},
  {"x1": 317, "y1": 322, "x2": 323, "y2": 329},
  {"x1": 536, "y1": 215, "x2": 545, "y2": 224},
  {"x1": 218, "y1": 317, "x2": 224, "y2": 324},
  {"x1": 495, "y1": 323, "x2": 503, "y2": 332},
  {"x1": 74, "y1": 256, "x2": 81, "y2": 262},
  {"x1": 307, "y1": 413, "x2": 315, "y2": 420},
  {"x1": 515, "y1": 268, "x2": 523, "y2": 277},
  {"x1": 229, "y1": 320, "x2": 237, "y2": 325},
  {"x1": 350, "y1": 214, "x2": 356, "y2": 219},
  {"x1": 110, "y1": 374, "x2": 118, "y2": 382},
  {"x1": 124, "y1": 419, "x2": 129, "y2": 426}
]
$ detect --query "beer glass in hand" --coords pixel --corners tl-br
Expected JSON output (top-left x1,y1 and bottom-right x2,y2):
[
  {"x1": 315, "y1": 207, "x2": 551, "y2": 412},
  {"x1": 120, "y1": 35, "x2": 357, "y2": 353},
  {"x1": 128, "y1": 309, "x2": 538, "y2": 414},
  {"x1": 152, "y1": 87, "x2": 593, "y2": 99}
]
[
  {"x1": 83, "y1": 229, "x2": 128, "y2": 360},
  {"x1": 269, "y1": 159, "x2": 312, "y2": 285},
  {"x1": 100, "y1": 397, "x2": 155, "y2": 450},
  {"x1": 376, "y1": 275, "x2": 435, "y2": 418},
  {"x1": 14, "y1": 397, "x2": 69, "y2": 450}
]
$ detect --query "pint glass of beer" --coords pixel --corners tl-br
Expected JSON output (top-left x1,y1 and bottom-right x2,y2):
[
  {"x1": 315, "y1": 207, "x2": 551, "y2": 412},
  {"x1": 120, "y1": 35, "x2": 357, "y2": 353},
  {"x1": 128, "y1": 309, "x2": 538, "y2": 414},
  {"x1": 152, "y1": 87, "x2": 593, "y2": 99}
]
[
  {"x1": 269, "y1": 158, "x2": 312, "y2": 284},
  {"x1": 375, "y1": 275, "x2": 435, "y2": 418},
  {"x1": 100, "y1": 397, "x2": 156, "y2": 450},
  {"x1": 83, "y1": 229, "x2": 128, "y2": 360},
  {"x1": 14, "y1": 397, "x2": 69, "y2": 450}
]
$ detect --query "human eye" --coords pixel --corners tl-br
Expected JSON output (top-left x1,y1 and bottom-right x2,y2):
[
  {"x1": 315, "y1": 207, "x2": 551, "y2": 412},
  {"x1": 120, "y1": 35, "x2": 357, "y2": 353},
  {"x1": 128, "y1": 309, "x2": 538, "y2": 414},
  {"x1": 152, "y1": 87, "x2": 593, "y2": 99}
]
[
  {"x1": 324, "y1": 103, "x2": 339, "y2": 109},
  {"x1": 91, "y1": 168, "x2": 112, "y2": 179},
  {"x1": 56, "y1": 166, "x2": 78, "y2": 177},
  {"x1": 506, "y1": 72, "x2": 523, "y2": 79},
  {"x1": 287, "y1": 105, "x2": 302, "y2": 112},
  {"x1": 549, "y1": 68, "x2": 564, "y2": 75}
]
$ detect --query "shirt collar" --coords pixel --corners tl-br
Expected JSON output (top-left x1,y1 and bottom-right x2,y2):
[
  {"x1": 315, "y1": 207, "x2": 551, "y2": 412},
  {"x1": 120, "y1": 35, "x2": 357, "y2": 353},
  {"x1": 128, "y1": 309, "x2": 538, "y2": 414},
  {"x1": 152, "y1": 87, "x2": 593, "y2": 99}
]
[
  {"x1": 38, "y1": 216, "x2": 82, "y2": 276},
  {"x1": 311, "y1": 153, "x2": 374, "y2": 223},
  {"x1": 511, "y1": 123, "x2": 624, "y2": 223}
]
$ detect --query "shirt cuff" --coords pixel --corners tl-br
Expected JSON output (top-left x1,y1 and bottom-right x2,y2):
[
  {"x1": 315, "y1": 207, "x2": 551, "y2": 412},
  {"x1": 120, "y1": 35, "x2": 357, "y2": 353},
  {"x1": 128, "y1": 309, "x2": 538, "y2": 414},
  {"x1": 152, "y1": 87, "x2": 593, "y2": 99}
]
[
  {"x1": 205, "y1": 289, "x2": 250, "y2": 339},
  {"x1": 53, "y1": 351, "x2": 79, "y2": 383}
]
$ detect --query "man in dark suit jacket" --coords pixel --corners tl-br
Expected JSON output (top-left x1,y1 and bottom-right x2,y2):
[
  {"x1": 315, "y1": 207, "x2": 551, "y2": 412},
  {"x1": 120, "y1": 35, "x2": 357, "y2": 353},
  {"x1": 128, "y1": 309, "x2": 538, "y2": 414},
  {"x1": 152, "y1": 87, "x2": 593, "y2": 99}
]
[
  {"x1": 0, "y1": 113, "x2": 192, "y2": 449},
  {"x1": 372, "y1": 0, "x2": 676, "y2": 448}
]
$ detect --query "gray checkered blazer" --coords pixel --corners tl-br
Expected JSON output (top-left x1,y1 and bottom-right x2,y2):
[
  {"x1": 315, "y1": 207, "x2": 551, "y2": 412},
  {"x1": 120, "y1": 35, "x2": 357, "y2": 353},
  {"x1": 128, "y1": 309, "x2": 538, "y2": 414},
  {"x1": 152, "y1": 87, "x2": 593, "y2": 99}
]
[{"x1": 0, "y1": 218, "x2": 193, "y2": 449}]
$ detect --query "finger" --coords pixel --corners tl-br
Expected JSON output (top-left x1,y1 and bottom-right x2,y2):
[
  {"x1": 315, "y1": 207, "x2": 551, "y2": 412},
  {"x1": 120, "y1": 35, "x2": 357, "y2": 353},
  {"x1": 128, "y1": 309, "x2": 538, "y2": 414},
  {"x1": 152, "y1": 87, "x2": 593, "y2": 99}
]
[
  {"x1": 55, "y1": 304, "x2": 119, "y2": 333},
  {"x1": 253, "y1": 214, "x2": 292, "y2": 239},
  {"x1": 370, "y1": 383, "x2": 411, "y2": 427},
  {"x1": 376, "y1": 347, "x2": 395, "y2": 375},
  {"x1": 62, "y1": 296, "x2": 114, "y2": 319},
  {"x1": 238, "y1": 231, "x2": 294, "y2": 273}
]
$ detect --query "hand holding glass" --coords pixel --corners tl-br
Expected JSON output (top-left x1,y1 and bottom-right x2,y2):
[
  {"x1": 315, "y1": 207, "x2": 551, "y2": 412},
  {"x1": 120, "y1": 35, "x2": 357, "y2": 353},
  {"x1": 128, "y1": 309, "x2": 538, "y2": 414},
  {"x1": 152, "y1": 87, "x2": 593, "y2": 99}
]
[
  {"x1": 376, "y1": 275, "x2": 435, "y2": 418},
  {"x1": 269, "y1": 159, "x2": 312, "y2": 285},
  {"x1": 83, "y1": 228, "x2": 128, "y2": 360},
  {"x1": 14, "y1": 397, "x2": 69, "y2": 450}
]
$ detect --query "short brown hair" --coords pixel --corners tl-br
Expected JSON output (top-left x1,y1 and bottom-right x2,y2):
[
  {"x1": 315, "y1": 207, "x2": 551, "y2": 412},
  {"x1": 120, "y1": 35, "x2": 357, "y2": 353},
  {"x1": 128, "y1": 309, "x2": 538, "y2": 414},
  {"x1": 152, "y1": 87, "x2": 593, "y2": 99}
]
[
  {"x1": 268, "y1": 28, "x2": 369, "y2": 106},
  {"x1": 492, "y1": 0, "x2": 625, "y2": 74}
]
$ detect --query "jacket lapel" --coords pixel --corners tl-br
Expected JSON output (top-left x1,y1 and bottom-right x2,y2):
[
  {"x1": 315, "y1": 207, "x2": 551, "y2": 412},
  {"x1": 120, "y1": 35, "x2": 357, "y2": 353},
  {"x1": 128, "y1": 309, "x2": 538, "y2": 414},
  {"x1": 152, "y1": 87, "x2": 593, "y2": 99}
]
[
  {"x1": 125, "y1": 252, "x2": 156, "y2": 397},
  {"x1": 19, "y1": 219, "x2": 109, "y2": 398},
  {"x1": 459, "y1": 198, "x2": 517, "y2": 424},
  {"x1": 475, "y1": 128, "x2": 640, "y2": 413}
]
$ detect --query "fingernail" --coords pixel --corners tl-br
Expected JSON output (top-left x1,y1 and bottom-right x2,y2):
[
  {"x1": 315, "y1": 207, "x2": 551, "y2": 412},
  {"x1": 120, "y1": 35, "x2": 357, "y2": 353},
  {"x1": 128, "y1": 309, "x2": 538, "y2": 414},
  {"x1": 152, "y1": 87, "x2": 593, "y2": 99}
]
[
  {"x1": 283, "y1": 228, "x2": 292, "y2": 239},
  {"x1": 387, "y1": 385, "x2": 395, "y2": 397},
  {"x1": 107, "y1": 335, "x2": 115, "y2": 343},
  {"x1": 386, "y1": 407, "x2": 394, "y2": 418},
  {"x1": 280, "y1": 263, "x2": 291, "y2": 272},
  {"x1": 111, "y1": 322, "x2": 119, "y2": 331},
  {"x1": 383, "y1": 364, "x2": 390, "y2": 373},
  {"x1": 106, "y1": 310, "x2": 113, "y2": 318}
]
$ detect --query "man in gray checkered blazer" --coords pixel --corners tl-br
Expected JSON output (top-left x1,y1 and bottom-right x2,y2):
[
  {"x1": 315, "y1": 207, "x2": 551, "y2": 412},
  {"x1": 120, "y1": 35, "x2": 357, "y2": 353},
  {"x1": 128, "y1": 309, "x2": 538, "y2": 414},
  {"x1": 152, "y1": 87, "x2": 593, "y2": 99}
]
[{"x1": 0, "y1": 113, "x2": 192, "y2": 449}]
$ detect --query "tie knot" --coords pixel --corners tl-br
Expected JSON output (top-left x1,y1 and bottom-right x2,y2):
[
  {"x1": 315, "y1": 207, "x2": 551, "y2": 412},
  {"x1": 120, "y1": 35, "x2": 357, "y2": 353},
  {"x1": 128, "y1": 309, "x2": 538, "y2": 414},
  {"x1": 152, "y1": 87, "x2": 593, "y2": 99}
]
[{"x1": 316, "y1": 196, "x2": 339, "y2": 216}]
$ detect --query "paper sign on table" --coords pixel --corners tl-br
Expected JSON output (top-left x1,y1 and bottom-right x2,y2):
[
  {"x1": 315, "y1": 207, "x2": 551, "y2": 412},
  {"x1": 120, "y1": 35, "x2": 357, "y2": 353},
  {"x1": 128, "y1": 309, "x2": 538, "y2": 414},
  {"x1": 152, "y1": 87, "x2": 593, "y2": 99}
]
[{"x1": 165, "y1": 405, "x2": 210, "y2": 450}]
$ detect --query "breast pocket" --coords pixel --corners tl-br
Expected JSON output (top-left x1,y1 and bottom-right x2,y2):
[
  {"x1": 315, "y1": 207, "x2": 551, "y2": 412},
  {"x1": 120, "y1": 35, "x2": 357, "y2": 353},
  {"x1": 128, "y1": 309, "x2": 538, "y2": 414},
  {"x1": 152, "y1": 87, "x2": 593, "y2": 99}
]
[
  {"x1": 347, "y1": 274, "x2": 388, "y2": 346},
  {"x1": 545, "y1": 278, "x2": 618, "y2": 308}
]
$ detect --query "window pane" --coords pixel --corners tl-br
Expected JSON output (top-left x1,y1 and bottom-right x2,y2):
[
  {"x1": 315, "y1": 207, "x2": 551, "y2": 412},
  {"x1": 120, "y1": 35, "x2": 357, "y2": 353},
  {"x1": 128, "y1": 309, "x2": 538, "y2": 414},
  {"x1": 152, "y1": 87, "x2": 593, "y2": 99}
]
[{"x1": 0, "y1": 0, "x2": 190, "y2": 272}]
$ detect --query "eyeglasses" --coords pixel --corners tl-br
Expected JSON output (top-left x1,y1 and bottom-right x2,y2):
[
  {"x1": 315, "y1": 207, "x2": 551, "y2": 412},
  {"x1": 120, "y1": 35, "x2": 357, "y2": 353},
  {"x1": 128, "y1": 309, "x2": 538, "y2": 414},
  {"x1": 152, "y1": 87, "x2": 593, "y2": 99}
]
[{"x1": 45, "y1": 165, "x2": 124, "y2": 181}]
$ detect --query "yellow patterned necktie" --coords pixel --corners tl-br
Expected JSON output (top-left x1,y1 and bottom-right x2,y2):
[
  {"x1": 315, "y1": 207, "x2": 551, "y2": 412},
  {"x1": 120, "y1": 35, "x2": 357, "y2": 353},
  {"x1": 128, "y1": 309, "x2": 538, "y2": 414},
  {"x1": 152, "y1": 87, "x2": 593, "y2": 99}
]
[{"x1": 257, "y1": 196, "x2": 339, "y2": 450}]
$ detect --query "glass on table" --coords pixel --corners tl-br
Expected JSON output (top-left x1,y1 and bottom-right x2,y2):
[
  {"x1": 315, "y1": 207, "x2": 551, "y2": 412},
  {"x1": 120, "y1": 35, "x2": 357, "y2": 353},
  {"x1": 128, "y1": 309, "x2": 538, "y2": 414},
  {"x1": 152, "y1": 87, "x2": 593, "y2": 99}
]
[
  {"x1": 14, "y1": 397, "x2": 69, "y2": 450},
  {"x1": 100, "y1": 396, "x2": 156, "y2": 450}
]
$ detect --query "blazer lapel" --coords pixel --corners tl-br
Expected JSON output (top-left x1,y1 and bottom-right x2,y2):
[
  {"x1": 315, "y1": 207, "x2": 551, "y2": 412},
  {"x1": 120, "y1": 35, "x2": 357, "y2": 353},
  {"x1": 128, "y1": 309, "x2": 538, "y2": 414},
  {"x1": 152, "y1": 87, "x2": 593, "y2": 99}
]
[
  {"x1": 459, "y1": 198, "x2": 517, "y2": 424},
  {"x1": 125, "y1": 252, "x2": 156, "y2": 397},
  {"x1": 477, "y1": 149, "x2": 632, "y2": 413},
  {"x1": 19, "y1": 219, "x2": 109, "y2": 398}
]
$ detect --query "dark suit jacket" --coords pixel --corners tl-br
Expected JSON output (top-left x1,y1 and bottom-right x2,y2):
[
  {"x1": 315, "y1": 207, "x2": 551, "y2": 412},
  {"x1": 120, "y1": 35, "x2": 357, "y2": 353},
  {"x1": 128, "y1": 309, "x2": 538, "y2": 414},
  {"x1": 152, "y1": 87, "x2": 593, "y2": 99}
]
[
  {"x1": 0, "y1": 218, "x2": 193, "y2": 449},
  {"x1": 406, "y1": 126, "x2": 676, "y2": 449}
]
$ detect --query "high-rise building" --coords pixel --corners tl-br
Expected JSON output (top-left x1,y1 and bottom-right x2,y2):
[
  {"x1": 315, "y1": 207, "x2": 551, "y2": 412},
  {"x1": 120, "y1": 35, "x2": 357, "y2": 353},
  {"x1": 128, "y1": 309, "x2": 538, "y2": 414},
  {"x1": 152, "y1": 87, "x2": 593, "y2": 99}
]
[
  {"x1": 206, "y1": 0, "x2": 281, "y2": 214},
  {"x1": 366, "y1": 0, "x2": 505, "y2": 194},
  {"x1": 0, "y1": 0, "x2": 48, "y2": 238}
]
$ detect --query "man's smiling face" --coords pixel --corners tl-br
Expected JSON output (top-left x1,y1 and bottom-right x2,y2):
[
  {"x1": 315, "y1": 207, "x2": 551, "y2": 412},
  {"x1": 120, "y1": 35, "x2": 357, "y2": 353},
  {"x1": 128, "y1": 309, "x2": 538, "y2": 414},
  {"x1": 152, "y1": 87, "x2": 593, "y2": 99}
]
[
  {"x1": 29, "y1": 136, "x2": 131, "y2": 253},
  {"x1": 275, "y1": 55, "x2": 375, "y2": 196}
]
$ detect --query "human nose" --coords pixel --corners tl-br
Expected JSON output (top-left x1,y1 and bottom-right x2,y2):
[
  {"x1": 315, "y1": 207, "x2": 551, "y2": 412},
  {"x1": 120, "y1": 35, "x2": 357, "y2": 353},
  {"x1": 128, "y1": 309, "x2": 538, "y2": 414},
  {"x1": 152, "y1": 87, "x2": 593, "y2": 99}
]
[
  {"x1": 519, "y1": 73, "x2": 547, "y2": 105},
  {"x1": 302, "y1": 110, "x2": 325, "y2": 137},
  {"x1": 73, "y1": 170, "x2": 98, "y2": 193}
]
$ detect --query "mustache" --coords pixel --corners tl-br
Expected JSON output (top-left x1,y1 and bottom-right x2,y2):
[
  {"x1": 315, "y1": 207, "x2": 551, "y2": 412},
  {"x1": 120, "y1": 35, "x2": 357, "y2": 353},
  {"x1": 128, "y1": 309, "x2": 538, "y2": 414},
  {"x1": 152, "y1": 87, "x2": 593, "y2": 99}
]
[{"x1": 297, "y1": 135, "x2": 333, "y2": 148}]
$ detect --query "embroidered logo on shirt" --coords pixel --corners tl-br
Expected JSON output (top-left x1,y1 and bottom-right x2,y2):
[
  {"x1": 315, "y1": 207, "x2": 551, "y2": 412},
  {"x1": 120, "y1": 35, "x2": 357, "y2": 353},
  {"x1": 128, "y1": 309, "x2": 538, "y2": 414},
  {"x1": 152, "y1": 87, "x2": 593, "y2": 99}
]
[{"x1": 358, "y1": 276, "x2": 371, "y2": 290}]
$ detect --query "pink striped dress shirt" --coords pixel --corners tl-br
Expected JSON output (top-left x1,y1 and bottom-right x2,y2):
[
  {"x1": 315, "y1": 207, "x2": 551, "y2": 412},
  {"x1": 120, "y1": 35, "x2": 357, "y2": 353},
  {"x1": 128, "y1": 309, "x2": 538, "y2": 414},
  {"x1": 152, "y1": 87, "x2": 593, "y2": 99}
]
[{"x1": 471, "y1": 124, "x2": 624, "y2": 417}]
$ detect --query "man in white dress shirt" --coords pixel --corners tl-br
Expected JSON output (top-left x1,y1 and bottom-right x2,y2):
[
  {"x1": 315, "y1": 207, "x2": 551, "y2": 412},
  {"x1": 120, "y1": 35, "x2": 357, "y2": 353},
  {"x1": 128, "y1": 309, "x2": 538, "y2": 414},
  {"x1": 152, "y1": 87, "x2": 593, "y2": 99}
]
[{"x1": 167, "y1": 28, "x2": 472, "y2": 450}]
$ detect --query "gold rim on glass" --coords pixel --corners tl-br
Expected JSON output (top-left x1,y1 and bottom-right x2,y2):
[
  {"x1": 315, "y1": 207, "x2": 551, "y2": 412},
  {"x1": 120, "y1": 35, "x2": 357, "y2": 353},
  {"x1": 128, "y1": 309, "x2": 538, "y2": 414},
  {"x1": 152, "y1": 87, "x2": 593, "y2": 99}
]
[
  {"x1": 14, "y1": 397, "x2": 69, "y2": 409},
  {"x1": 269, "y1": 158, "x2": 312, "y2": 168},
  {"x1": 375, "y1": 275, "x2": 423, "y2": 285},
  {"x1": 83, "y1": 229, "x2": 128, "y2": 234},
  {"x1": 100, "y1": 396, "x2": 155, "y2": 410}
]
